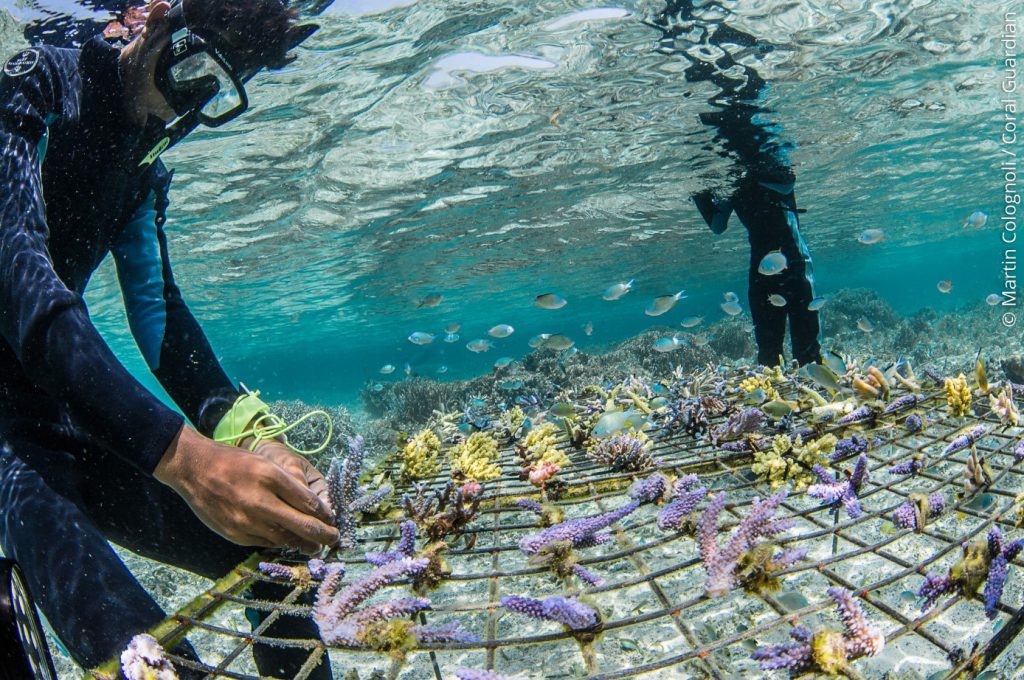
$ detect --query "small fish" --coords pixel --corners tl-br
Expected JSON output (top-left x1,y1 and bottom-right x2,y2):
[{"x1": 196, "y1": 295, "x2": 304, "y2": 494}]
[
  {"x1": 768, "y1": 293, "x2": 786, "y2": 307},
  {"x1": 583, "y1": 321, "x2": 593, "y2": 336},
  {"x1": 602, "y1": 279, "x2": 634, "y2": 301},
  {"x1": 466, "y1": 338, "x2": 495, "y2": 353},
  {"x1": 443, "y1": 332, "x2": 460, "y2": 343},
  {"x1": 493, "y1": 357, "x2": 514, "y2": 369},
  {"x1": 535, "y1": 293, "x2": 567, "y2": 309},
  {"x1": 528, "y1": 333, "x2": 551, "y2": 348},
  {"x1": 986, "y1": 293, "x2": 1003, "y2": 305},
  {"x1": 857, "y1": 318, "x2": 874, "y2": 333},
  {"x1": 500, "y1": 379, "x2": 525, "y2": 390},
  {"x1": 857, "y1": 228, "x2": 885, "y2": 245},
  {"x1": 559, "y1": 347, "x2": 578, "y2": 362},
  {"x1": 808, "y1": 296, "x2": 829, "y2": 311},
  {"x1": 758, "y1": 250, "x2": 788, "y2": 276},
  {"x1": 372, "y1": 382, "x2": 384, "y2": 392},
  {"x1": 689, "y1": 333, "x2": 709, "y2": 347},
  {"x1": 824, "y1": 350, "x2": 848, "y2": 374},
  {"x1": 403, "y1": 362, "x2": 412, "y2": 376},
  {"x1": 541, "y1": 334, "x2": 574, "y2": 351},
  {"x1": 592, "y1": 409, "x2": 647, "y2": 437},
  {"x1": 408, "y1": 331, "x2": 435, "y2": 345},
  {"x1": 416, "y1": 293, "x2": 443, "y2": 308},
  {"x1": 762, "y1": 399, "x2": 798, "y2": 418},
  {"x1": 720, "y1": 300, "x2": 743, "y2": 316},
  {"x1": 654, "y1": 336, "x2": 683, "y2": 353},
  {"x1": 680, "y1": 315, "x2": 704, "y2": 328},
  {"x1": 801, "y1": 362, "x2": 841, "y2": 394},
  {"x1": 645, "y1": 290, "x2": 687, "y2": 317},
  {"x1": 650, "y1": 397, "x2": 669, "y2": 409},
  {"x1": 380, "y1": 364, "x2": 395, "y2": 374},
  {"x1": 444, "y1": 321, "x2": 462, "y2": 334},
  {"x1": 469, "y1": 397, "x2": 487, "y2": 409},
  {"x1": 962, "y1": 210, "x2": 988, "y2": 228},
  {"x1": 723, "y1": 291, "x2": 739, "y2": 302},
  {"x1": 936, "y1": 279, "x2": 953, "y2": 294},
  {"x1": 436, "y1": 365, "x2": 448, "y2": 374},
  {"x1": 488, "y1": 324, "x2": 515, "y2": 338},
  {"x1": 549, "y1": 403, "x2": 576, "y2": 417}
]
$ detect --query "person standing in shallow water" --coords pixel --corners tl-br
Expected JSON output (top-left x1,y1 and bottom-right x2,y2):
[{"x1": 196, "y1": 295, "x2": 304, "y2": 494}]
[
  {"x1": 0, "y1": 1, "x2": 338, "y2": 677},
  {"x1": 652, "y1": 0, "x2": 822, "y2": 366}
]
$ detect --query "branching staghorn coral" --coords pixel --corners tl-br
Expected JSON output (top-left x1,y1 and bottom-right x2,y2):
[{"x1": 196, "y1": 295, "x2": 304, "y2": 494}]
[
  {"x1": 740, "y1": 373, "x2": 779, "y2": 401},
  {"x1": 455, "y1": 669, "x2": 520, "y2": 680},
  {"x1": 711, "y1": 408, "x2": 765, "y2": 444},
  {"x1": 888, "y1": 453, "x2": 925, "y2": 476},
  {"x1": 892, "y1": 492, "x2": 945, "y2": 531},
  {"x1": 327, "y1": 435, "x2": 394, "y2": 549},
  {"x1": 501, "y1": 595, "x2": 600, "y2": 632},
  {"x1": 882, "y1": 393, "x2": 925, "y2": 414},
  {"x1": 258, "y1": 559, "x2": 329, "y2": 585},
  {"x1": 449, "y1": 431, "x2": 502, "y2": 482},
  {"x1": 587, "y1": 430, "x2": 659, "y2": 472},
  {"x1": 402, "y1": 481, "x2": 481, "y2": 546},
  {"x1": 312, "y1": 558, "x2": 475, "y2": 656},
  {"x1": 917, "y1": 526, "x2": 1024, "y2": 619},
  {"x1": 831, "y1": 435, "x2": 869, "y2": 463},
  {"x1": 697, "y1": 491, "x2": 797, "y2": 597},
  {"x1": 965, "y1": 446, "x2": 994, "y2": 492},
  {"x1": 517, "y1": 497, "x2": 565, "y2": 527},
  {"x1": 365, "y1": 520, "x2": 417, "y2": 567},
  {"x1": 944, "y1": 425, "x2": 988, "y2": 455},
  {"x1": 519, "y1": 501, "x2": 639, "y2": 587},
  {"x1": 496, "y1": 405, "x2": 528, "y2": 442},
  {"x1": 752, "y1": 433, "x2": 837, "y2": 490},
  {"x1": 988, "y1": 384, "x2": 1020, "y2": 427},
  {"x1": 627, "y1": 472, "x2": 669, "y2": 504},
  {"x1": 400, "y1": 429, "x2": 442, "y2": 482},
  {"x1": 657, "y1": 474, "x2": 708, "y2": 532},
  {"x1": 751, "y1": 587, "x2": 884, "y2": 677},
  {"x1": 517, "y1": 421, "x2": 570, "y2": 471},
  {"x1": 807, "y1": 454, "x2": 869, "y2": 519},
  {"x1": 944, "y1": 373, "x2": 972, "y2": 417}
]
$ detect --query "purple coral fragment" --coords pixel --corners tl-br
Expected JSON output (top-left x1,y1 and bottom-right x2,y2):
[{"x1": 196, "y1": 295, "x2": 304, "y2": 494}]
[
  {"x1": 455, "y1": 669, "x2": 518, "y2": 680},
  {"x1": 517, "y1": 499, "x2": 543, "y2": 514},
  {"x1": 916, "y1": 572, "x2": 954, "y2": 610},
  {"x1": 837, "y1": 405, "x2": 872, "y2": 425},
  {"x1": 698, "y1": 491, "x2": 794, "y2": 596},
  {"x1": 656, "y1": 475, "x2": 708, "y2": 531},
  {"x1": 365, "y1": 520, "x2": 417, "y2": 567},
  {"x1": 807, "y1": 454, "x2": 868, "y2": 519},
  {"x1": 983, "y1": 527, "x2": 1024, "y2": 619},
  {"x1": 501, "y1": 595, "x2": 599, "y2": 631},
  {"x1": 943, "y1": 425, "x2": 987, "y2": 455},
  {"x1": 884, "y1": 394, "x2": 924, "y2": 413},
  {"x1": 627, "y1": 473, "x2": 669, "y2": 504},
  {"x1": 519, "y1": 501, "x2": 639, "y2": 554},
  {"x1": 751, "y1": 589, "x2": 884, "y2": 672},
  {"x1": 1014, "y1": 438, "x2": 1024, "y2": 463},
  {"x1": 313, "y1": 557, "x2": 428, "y2": 646},
  {"x1": 892, "y1": 493, "x2": 945, "y2": 530},
  {"x1": 831, "y1": 435, "x2": 868, "y2": 463},
  {"x1": 258, "y1": 562, "x2": 295, "y2": 580},
  {"x1": 711, "y1": 408, "x2": 765, "y2": 443},
  {"x1": 888, "y1": 457, "x2": 923, "y2": 476},
  {"x1": 904, "y1": 414, "x2": 923, "y2": 433},
  {"x1": 327, "y1": 435, "x2": 368, "y2": 549}
]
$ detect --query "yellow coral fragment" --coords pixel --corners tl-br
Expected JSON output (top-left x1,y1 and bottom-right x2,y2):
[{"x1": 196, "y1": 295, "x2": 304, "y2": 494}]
[
  {"x1": 449, "y1": 432, "x2": 502, "y2": 482},
  {"x1": 740, "y1": 374, "x2": 779, "y2": 402},
  {"x1": 944, "y1": 374, "x2": 972, "y2": 418},
  {"x1": 752, "y1": 433, "x2": 836, "y2": 490},
  {"x1": 400, "y1": 429, "x2": 442, "y2": 481},
  {"x1": 520, "y1": 422, "x2": 571, "y2": 469},
  {"x1": 989, "y1": 385, "x2": 1020, "y2": 427}
]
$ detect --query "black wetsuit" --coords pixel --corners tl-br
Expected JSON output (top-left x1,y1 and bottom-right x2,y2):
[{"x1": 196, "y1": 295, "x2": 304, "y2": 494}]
[
  {"x1": 653, "y1": 0, "x2": 822, "y2": 366},
  {"x1": 0, "y1": 38, "x2": 329, "y2": 678}
]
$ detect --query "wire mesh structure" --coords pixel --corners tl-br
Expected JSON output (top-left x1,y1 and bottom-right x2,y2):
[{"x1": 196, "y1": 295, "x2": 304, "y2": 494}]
[{"x1": 88, "y1": 365, "x2": 1024, "y2": 679}]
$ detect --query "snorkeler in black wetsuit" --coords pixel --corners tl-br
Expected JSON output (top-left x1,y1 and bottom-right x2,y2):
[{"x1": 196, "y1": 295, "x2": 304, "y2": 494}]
[
  {"x1": 652, "y1": 0, "x2": 822, "y2": 366},
  {"x1": 0, "y1": 1, "x2": 337, "y2": 677}
]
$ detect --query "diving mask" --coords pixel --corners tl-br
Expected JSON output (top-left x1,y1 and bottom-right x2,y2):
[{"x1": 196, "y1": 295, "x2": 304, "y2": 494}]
[{"x1": 153, "y1": 0, "x2": 248, "y2": 127}]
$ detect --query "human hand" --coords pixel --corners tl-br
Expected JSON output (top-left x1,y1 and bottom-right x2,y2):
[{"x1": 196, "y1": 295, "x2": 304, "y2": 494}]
[
  {"x1": 248, "y1": 439, "x2": 332, "y2": 518},
  {"x1": 154, "y1": 425, "x2": 339, "y2": 553}
]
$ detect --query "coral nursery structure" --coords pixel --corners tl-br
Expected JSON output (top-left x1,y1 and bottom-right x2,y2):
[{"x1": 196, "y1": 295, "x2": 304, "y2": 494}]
[{"x1": 92, "y1": 360, "x2": 1024, "y2": 680}]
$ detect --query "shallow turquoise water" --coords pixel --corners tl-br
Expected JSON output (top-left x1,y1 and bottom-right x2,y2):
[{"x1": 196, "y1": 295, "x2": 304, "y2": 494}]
[{"x1": 3, "y1": 0, "x2": 1012, "y2": 407}]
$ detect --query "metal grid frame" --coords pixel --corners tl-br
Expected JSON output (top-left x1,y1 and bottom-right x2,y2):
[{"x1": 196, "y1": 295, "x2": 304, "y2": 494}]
[{"x1": 88, "y1": 379, "x2": 1024, "y2": 679}]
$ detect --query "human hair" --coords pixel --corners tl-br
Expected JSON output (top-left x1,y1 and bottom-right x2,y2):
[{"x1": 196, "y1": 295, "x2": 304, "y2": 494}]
[{"x1": 183, "y1": 0, "x2": 298, "y2": 71}]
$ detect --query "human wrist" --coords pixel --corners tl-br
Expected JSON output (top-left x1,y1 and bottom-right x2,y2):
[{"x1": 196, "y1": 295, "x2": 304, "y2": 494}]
[{"x1": 154, "y1": 423, "x2": 202, "y2": 489}]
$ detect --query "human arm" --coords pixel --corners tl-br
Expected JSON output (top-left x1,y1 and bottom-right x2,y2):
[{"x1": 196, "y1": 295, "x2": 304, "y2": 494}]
[{"x1": 0, "y1": 47, "x2": 184, "y2": 472}]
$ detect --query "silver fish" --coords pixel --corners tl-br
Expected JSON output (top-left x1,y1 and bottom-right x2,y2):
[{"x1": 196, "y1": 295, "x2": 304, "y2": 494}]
[
  {"x1": 645, "y1": 290, "x2": 687, "y2": 317},
  {"x1": 408, "y1": 331, "x2": 435, "y2": 345},
  {"x1": 535, "y1": 293, "x2": 567, "y2": 309},
  {"x1": 602, "y1": 279, "x2": 634, "y2": 301}
]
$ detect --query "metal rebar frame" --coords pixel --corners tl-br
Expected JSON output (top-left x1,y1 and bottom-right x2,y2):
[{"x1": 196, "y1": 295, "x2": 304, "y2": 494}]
[{"x1": 88, "y1": 378, "x2": 1024, "y2": 680}]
